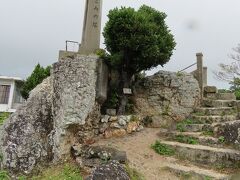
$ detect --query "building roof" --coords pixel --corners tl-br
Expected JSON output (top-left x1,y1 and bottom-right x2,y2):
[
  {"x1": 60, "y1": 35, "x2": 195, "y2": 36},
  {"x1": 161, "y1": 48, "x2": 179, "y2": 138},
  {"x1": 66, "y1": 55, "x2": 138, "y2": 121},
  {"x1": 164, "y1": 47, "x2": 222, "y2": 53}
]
[{"x1": 0, "y1": 76, "x2": 23, "y2": 81}]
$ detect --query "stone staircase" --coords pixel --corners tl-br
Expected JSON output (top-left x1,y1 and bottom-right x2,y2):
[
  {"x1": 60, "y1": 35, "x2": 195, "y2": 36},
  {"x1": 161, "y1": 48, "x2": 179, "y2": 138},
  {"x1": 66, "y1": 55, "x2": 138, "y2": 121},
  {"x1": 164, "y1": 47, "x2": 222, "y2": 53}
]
[{"x1": 160, "y1": 86, "x2": 240, "y2": 179}]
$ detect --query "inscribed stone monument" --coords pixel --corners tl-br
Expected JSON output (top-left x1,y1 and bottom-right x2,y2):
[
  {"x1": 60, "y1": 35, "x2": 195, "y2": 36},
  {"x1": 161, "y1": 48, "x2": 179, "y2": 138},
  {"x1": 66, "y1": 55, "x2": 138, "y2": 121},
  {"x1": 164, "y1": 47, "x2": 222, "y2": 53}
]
[{"x1": 79, "y1": 0, "x2": 102, "y2": 54}]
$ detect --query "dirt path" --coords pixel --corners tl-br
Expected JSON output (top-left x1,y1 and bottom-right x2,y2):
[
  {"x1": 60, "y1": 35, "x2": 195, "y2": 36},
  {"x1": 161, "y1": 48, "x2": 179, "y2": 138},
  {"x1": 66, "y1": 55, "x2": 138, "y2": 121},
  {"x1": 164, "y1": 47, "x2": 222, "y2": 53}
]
[{"x1": 97, "y1": 128, "x2": 179, "y2": 180}]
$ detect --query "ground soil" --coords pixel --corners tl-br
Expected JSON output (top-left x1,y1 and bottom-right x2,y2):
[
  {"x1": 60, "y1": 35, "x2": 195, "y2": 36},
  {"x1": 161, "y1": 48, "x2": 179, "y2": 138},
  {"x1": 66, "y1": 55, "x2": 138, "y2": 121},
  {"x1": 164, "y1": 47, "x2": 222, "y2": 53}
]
[{"x1": 96, "y1": 128, "x2": 180, "y2": 180}]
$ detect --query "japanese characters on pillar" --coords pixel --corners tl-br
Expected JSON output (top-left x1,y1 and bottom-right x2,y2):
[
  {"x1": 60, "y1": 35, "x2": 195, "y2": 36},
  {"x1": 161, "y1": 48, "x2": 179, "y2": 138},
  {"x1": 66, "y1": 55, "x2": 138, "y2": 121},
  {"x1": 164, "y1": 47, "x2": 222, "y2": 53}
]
[
  {"x1": 92, "y1": 0, "x2": 100, "y2": 28},
  {"x1": 79, "y1": 0, "x2": 102, "y2": 55}
]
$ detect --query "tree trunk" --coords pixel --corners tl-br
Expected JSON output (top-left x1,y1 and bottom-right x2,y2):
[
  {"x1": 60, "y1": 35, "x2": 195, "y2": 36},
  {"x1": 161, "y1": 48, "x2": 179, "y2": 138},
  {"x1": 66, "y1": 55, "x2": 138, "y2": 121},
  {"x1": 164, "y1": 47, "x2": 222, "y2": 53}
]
[{"x1": 117, "y1": 71, "x2": 132, "y2": 115}]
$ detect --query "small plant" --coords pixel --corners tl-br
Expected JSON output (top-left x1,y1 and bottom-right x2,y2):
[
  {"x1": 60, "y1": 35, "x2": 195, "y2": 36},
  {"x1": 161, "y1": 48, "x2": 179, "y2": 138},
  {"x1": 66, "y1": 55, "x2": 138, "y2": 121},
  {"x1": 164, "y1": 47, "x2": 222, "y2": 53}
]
[
  {"x1": 125, "y1": 164, "x2": 145, "y2": 180},
  {"x1": 202, "y1": 130, "x2": 214, "y2": 136},
  {"x1": 218, "y1": 136, "x2": 225, "y2": 143},
  {"x1": 175, "y1": 135, "x2": 198, "y2": 145},
  {"x1": 176, "y1": 71, "x2": 184, "y2": 77},
  {"x1": 151, "y1": 140, "x2": 175, "y2": 156},
  {"x1": 176, "y1": 119, "x2": 194, "y2": 132},
  {"x1": 204, "y1": 176, "x2": 213, "y2": 180},
  {"x1": 130, "y1": 115, "x2": 139, "y2": 122},
  {"x1": 0, "y1": 112, "x2": 10, "y2": 126},
  {"x1": 161, "y1": 106, "x2": 171, "y2": 116},
  {"x1": 0, "y1": 171, "x2": 10, "y2": 180}
]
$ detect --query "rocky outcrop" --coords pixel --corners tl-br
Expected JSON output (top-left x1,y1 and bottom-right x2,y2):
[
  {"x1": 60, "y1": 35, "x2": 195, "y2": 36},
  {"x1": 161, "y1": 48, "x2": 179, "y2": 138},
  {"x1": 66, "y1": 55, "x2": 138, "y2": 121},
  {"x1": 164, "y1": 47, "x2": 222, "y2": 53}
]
[
  {"x1": 135, "y1": 71, "x2": 200, "y2": 128},
  {"x1": 1, "y1": 77, "x2": 53, "y2": 174},
  {"x1": 0, "y1": 55, "x2": 103, "y2": 174},
  {"x1": 86, "y1": 161, "x2": 130, "y2": 180},
  {"x1": 52, "y1": 56, "x2": 101, "y2": 160}
]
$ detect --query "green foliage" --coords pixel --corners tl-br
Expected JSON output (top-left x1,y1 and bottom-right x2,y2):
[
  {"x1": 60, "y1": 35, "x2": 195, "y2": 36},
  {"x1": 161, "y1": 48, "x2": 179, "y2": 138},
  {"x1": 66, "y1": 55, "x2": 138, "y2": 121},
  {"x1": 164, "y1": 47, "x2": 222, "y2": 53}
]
[
  {"x1": 0, "y1": 112, "x2": 10, "y2": 126},
  {"x1": 130, "y1": 115, "x2": 139, "y2": 122},
  {"x1": 235, "y1": 89, "x2": 240, "y2": 100},
  {"x1": 105, "y1": 89, "x2": 119, "y2": 109},
  {"x1": 103, "y1": 5, "x2": 176, "y2": 74},
  {"x1": 175, "y1": 135, "x2": 198, "y2": 145},
  {"x1": 21, "y1": 64, "x2": 51, "y2": 99},
  {"x1": 151, "y1": 140, "x2": 175, "y2": 156},
  {"x1": 176, "y1": 119, "x2": 194, "y2": 132},
  {"x1": 126, "y1": 98, "x2": 135, "y2": 114},
  {"x1": 0, "y1": 171, "x2": 10, "y2": 180},
  {"x1": 32, "y1": 164, "x2": 82, "y2": 180},
  {"x1": 125, "y1": 164, "x2": 145, "y2": 180},
  {"x1": 202, "y1": 130, "x2": 214, "y2": 136},
  {"x1": 218, "y1": 136, "x2": 225, "y2": 143}
]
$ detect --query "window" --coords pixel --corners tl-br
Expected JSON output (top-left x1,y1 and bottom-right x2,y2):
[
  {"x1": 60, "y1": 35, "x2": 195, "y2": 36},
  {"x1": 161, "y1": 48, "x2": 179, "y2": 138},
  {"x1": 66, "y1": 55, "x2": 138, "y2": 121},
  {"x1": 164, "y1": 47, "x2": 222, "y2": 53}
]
[{"x1": 0, "y1": 85, "x2": 11, "y2": 104}]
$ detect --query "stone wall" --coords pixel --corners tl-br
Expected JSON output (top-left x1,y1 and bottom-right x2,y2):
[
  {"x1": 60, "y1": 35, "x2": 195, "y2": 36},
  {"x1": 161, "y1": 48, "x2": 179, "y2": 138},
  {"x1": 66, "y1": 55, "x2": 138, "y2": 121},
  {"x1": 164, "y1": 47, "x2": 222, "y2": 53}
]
[{"x1": 135, "y1": 71, "x2": 200, "y2": 128}]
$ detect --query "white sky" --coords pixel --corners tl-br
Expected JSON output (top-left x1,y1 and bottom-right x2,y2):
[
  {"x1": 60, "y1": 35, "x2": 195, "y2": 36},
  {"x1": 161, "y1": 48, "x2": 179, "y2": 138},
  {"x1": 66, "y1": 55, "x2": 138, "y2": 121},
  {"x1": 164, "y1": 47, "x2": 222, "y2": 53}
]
[{"x1": 1, "y1": 0, "x2": 240, "y2": 88}]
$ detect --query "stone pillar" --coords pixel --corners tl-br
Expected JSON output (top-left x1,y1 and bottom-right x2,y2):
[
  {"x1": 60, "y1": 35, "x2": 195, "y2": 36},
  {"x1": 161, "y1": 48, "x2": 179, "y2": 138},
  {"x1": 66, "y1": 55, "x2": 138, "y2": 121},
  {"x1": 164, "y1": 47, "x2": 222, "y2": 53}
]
[
  {"x1": 196, "y1": 53, "x2": 203, "y2": 99},
  {"x1": 79, "y1": 0, "x2": 103, "y2": 55},
  {"x1": 203, "y1": 67, "x2": 208, "y2": 86}
]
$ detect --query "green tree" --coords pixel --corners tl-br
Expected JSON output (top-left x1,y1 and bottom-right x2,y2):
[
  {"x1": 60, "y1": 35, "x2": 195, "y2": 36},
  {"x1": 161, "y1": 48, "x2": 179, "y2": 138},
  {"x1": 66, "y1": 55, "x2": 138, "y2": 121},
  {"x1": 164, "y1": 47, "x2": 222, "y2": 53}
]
[
  {"x1": 103, "y1": 5, "x2": 176, "y2": 114},
  {"x1": 21, "y1": 64, "x2": 51, "y2": 99}
]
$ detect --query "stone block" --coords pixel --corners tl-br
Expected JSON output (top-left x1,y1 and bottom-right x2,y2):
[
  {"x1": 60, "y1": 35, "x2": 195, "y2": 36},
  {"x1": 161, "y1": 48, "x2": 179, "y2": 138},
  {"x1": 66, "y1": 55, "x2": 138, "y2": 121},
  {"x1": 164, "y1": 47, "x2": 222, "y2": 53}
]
[
  {"x1": 96, "y1": 59, "x2": 108, "y2": 104},
  {"x1": 204, "y1": 86, "x2": 217, "y2": 93},
  {"x1": 106, "y1": 109, "x2": 117, "y2": 116}
]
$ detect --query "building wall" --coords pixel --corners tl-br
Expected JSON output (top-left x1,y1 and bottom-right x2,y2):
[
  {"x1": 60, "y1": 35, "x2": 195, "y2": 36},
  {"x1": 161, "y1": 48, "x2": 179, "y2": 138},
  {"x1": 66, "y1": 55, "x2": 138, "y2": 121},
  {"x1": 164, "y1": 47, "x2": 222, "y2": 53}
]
[{"x1": 0, "y1": 79, "x2": 22, "y2": 112}]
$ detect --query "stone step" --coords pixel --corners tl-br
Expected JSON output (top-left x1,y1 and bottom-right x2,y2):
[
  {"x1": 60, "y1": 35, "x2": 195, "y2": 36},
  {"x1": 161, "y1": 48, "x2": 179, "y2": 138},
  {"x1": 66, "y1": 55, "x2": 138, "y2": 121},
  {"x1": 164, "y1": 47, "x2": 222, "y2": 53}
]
[
  {"x1": 202, "y1": 99, "x2": 237, "y2": 108},
  {"x1": 166, "y1": 163, "x2": 230, "y2": 180},
  {"x1": 182, "y1": 124, "x2": 206, "y2": 132},
  {"x1": 194, "y1": 107, "x2": 235, "y2": 116},
  {"x1": 205, "y1": 93, "x2": 236, "y2": 100},
  {"x1": 191, "y1": 115, "x2": 238, "y2": 124},
  {"x1": 165, "y1": 131, "x2": 223, "y2": 148},
  {"x1": 160, "y1": 140, "x2": 240, "y2": 168}
]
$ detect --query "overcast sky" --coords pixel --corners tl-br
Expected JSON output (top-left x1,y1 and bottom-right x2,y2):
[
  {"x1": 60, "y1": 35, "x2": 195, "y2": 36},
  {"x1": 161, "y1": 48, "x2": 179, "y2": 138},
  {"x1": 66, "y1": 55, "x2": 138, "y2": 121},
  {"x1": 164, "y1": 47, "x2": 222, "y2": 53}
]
[{"x1": 1, "y1": 0, "x2": 240, "y2": 88}]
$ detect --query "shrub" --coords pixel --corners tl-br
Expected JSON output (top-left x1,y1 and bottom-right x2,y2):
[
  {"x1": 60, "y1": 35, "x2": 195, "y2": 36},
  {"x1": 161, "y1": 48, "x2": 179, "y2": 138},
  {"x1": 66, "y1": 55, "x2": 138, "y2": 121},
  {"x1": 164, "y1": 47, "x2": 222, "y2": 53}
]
[
  {"x1": 151, "y1": 140, "x2": 175, "y2": 156},
  {"x1": 0, "y1": 112, "x2": 10, "y2": 126}
]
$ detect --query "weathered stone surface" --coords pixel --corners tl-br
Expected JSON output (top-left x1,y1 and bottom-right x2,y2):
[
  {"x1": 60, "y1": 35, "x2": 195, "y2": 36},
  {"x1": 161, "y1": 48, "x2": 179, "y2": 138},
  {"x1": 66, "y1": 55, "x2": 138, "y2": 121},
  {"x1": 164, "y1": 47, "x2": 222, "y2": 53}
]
[
  {"x1": 135, "y1": 71, "x2": 200, "y2": 128},
  {"x1": 204, "y1": 86, "x2": 217, "y2": 93},
  {"x1": 1, "y1": 77, "x2": 53, "y2": 173},
  {"x1": 127, "y1": 121, "x2": 139, "y2": 133},
  {"x1": 52, "y1": 55, "x2": 101, "y2": 160},
  {"x1": 86, "y1": 161, "x2": 130, "y2": 180},
  {"x1": 104, "y1": 129, "x2": 127, "y2": 139},
  {"x1": 214, "y1": 120, "x2": 240, "y2": 148},
  {"x1": 80, "y1": 145, "x2": 127, "y2": 165}
]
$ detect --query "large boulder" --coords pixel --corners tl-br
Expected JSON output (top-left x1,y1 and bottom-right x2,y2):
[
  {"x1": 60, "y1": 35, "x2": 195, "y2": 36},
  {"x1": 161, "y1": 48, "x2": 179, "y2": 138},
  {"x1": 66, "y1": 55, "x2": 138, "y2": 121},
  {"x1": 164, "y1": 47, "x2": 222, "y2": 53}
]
[
  {"x1": 0, "y1": 55, "x2": 103, "y2": 174},
  {"x1": 1, "y1": 77, "x2": 53, "y2": 174},
  {"x1": 135, "y1": 71, "x2": 200, "y2": 128}
]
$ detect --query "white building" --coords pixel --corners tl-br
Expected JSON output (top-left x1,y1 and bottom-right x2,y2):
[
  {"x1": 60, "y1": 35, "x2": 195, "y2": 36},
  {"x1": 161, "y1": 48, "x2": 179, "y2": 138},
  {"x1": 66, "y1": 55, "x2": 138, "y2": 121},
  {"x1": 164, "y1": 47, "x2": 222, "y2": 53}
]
[{"x1": 0, "y1": 76, "x2": 24, "y2": 112}]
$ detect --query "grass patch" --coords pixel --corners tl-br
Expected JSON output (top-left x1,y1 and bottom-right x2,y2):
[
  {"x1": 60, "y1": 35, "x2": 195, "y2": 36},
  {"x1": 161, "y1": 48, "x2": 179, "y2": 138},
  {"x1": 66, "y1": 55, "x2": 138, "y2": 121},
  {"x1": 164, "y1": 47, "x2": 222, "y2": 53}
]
[
  {"x1": 125, "y1": 164, "x2": 145, "y2": 180},
  {"x1": 151, "y1": 140, "x2": 175, "y2": 156},
  {"x1": 201, "y1": 130, "x2": 214, "y2": 136},
  {"x1": 0, "y1": 112, "x2": 10, "y2": 126},
  {"x1": 176, "y1": 119, "x2": 199, "y2": 132},
  {"x1": 0, "y1": 171, "x2": 10, "y2": 180},
  {"x1": 174, "y1": 135, "x2": 198, "y2": 145},
  {"x1": 32, "y1": 163, "x2": 83, "y2": 180}
]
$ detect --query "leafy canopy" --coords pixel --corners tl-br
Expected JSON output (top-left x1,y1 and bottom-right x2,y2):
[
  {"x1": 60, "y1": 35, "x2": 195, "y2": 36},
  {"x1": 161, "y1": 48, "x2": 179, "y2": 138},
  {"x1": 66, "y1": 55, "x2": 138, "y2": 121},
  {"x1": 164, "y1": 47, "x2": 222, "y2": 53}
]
[
  {"x1": 21, "y1": 64, "x2": 51, "y2": 99},
  {"x1": 103, "y1": 5, "x2": 176, "y2": 74}
]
